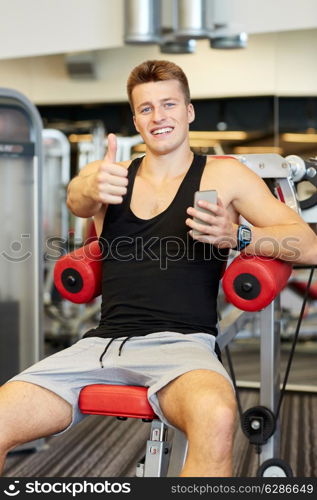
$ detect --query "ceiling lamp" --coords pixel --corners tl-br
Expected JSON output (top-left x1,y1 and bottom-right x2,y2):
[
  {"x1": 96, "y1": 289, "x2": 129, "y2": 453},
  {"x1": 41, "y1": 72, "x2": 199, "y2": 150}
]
[
  {"x1": 173, "y1": 0, "x2": 209, "y2": 39},
  {"x1": 210, "y1": 32, "x2": 248, "y2": 49},
  {"x1": 124, "y1": 0, "x2": 161, "y2": 44},
  {"x1": 207, "y1": 0, "x2": 248, "y2": 49}
]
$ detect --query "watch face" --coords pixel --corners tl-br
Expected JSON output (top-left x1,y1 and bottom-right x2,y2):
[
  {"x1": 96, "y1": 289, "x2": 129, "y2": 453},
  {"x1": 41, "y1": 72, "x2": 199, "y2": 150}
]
[{"x1": 241, "y1": 227, "x2": 251, "y2": 242}]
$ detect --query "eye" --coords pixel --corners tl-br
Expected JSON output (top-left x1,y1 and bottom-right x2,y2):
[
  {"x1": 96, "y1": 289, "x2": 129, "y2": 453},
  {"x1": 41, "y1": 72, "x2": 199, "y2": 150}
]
[
  {"x1": 165, "y1": 102, "x2": 175, "y2": 108},
  {"x1": 141, "y1": 106, "x2": 151, "y2": 114}
]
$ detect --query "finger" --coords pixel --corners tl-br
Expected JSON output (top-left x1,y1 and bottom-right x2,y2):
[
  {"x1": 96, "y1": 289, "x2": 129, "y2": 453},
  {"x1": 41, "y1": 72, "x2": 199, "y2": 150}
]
[
  {"x1": 104, "y1": 172, "x2": 128, "y2": 186},
  {"x1": 189, "y1": 230, "x2": 215, "y2": 244},
  {"x1": 100, "y1": 193, "x2": 123, "y2": 205},
  {"x1": 103, "y1": 184, "x2": 127, "y2": 197},
  {"x1": 101, "y1": 163, "x2": 128, "y2": 177},
  {"x1": 104, "y1": 133, "x2": 117, "y2": 163},
  {"x1": 187, "y1": 207, "x2": 217, "y2": 225},
  {"x1": 186, "y1": 217, "x2": 214, "y2": 235},
  {"x1": 196, "y1": 199, "x2": 219, "y2": 214}
]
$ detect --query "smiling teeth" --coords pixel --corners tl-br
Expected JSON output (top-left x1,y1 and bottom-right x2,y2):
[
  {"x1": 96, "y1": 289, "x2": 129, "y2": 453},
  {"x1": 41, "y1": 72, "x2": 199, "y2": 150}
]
[{"x1": 153, "y1": 127, "x2": 173, "y2": 135}]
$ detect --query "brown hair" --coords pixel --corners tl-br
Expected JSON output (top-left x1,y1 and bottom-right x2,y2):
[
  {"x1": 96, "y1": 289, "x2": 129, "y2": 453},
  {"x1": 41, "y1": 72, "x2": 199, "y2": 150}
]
[{"x1": 127, "y1": 59, "x2": 191, "y2": 112}]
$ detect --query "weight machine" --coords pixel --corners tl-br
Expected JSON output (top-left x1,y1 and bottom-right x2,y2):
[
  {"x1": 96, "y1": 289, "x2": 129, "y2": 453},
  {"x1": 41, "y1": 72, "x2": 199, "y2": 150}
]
[
  {"x1": 53, "y1": 153, "x2": 317, "y2": 477},
  {"x1": 0, "y1": 87, "x2": 44, "y2": 452}
]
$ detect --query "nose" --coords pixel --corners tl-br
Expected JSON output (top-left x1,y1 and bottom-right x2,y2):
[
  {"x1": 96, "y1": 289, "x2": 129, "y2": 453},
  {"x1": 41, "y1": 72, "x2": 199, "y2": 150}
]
[{"x1": 152, "y1": 105, "x2": 166, "y2": 122}]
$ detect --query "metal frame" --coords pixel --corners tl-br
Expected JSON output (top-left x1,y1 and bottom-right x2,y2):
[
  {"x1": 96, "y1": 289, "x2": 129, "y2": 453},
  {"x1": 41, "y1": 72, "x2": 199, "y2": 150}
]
[
  {"x1": 0, "y1": 87, "x2": 43, "y2": 368},
  {"x1": 0, "y1": 87, "x2": 44, "y2": 452},
  {"x1": 42, "y1": 128, "x2": 71, "y2": 242},
  {"x1": 259, "y1": 299, "x2": 281, "y2": 462}
]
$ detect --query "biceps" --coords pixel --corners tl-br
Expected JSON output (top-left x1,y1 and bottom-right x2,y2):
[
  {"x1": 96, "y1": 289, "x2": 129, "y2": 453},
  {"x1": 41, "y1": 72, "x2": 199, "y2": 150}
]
[{"x1": 233, "y1": 191, "x2": 301, "y2": 227}]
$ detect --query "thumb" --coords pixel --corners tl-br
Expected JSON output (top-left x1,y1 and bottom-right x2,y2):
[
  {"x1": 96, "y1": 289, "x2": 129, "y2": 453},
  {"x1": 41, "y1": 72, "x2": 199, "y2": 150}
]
[{"x1": 104, "y1": 133, "x2": 117, "y2": 163}]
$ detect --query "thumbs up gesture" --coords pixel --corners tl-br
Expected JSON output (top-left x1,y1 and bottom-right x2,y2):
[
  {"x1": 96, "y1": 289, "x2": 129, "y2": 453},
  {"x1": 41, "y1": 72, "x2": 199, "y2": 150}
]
[{"x1": 93, "y1": 133, "x2": 129, "y2": 205}]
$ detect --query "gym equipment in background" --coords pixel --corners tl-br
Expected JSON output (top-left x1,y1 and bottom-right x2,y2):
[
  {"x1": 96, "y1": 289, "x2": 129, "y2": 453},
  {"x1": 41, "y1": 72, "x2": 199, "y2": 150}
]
[{"x1": 0, "y1": 87, "x2": 44, "y2": 452}]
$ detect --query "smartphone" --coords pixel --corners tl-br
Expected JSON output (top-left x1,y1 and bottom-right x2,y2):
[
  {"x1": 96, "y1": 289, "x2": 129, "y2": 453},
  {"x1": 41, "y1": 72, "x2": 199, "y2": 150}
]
[{"x1": 193, "y1": 189, "x2": 217, "y2": 236}]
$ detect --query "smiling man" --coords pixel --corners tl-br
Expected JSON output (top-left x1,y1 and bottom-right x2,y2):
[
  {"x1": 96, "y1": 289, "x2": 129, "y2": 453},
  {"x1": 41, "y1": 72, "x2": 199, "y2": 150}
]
[{"x1": 1, "y1": 60, "x2": 317, "y2": 478}]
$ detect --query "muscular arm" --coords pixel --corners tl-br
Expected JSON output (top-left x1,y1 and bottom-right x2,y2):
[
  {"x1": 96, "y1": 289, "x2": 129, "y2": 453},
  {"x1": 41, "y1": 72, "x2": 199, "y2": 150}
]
[
  {"x1": 232, "y1": 162, "x2": 317, "y2": 264},
  {"x1": 186, "y1": 159, "x2": 317, "y2": 265}
]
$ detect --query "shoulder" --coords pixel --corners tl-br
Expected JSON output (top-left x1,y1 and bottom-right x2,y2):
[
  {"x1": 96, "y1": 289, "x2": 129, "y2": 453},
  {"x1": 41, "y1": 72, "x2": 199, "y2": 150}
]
[
  {"x1": 204, "y1": 155, "x2": 264, "y2": 184},
  {"x1": 200, "y1": 155, "x2": 272, "y2": 207},
  {"x1": 205, "y1": 155, "x2": 245, "y2": 173}
]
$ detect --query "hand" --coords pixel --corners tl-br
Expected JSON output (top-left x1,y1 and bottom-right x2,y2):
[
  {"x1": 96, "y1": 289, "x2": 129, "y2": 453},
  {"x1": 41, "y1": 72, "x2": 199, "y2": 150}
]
[
  {"x1": 89, "y1": 133, "x2": 128, "y2": 205},
  {"x1": 186, "y1": 198, "x2": 237, "y2": 248}
]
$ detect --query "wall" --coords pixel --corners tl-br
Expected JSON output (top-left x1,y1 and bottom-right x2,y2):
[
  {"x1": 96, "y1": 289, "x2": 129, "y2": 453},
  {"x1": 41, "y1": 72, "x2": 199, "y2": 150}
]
[
  {"x1": 1, "y1": 0, "x2": 317, "y2": 61},
  {"x1": 0, "y1": 0, "x2": 123, "y2": 60},
  {"x1": 0, "y1": 29, "x2": 317, "y2": 104}
]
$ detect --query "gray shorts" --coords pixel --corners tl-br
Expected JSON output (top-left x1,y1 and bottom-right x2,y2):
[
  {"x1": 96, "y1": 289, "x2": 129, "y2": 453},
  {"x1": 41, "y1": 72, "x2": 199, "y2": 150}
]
[{"x1": 8, "y1": 331, "x2": 233, "y2": 434}]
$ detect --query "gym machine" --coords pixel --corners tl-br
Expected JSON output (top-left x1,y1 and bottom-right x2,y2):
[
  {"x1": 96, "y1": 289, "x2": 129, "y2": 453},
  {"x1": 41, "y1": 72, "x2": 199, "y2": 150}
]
[
  {"x1": 42, "y1": 128, "x2": 70, "y2": 249},
  {"x1": 53, "y1": 153, "x2": 317, "y2": 477},
  {"x1": 42, "y1": 128, "x2": 71, "y2": 306},
  {"x1": 0, "y1": 88, "x2": 44, "y2": 451},
  {"x1": 42, "y1": 128, "x2": 77, "y2": 345},
  {"x1": 51, "y1": 155, "x2": 312, "y2": 477}
]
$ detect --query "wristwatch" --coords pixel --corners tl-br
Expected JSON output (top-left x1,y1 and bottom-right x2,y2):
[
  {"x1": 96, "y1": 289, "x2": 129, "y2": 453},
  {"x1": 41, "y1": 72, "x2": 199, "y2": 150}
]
[{"x1": 233, "y1": 224, "x2": 252, "y2": 251}]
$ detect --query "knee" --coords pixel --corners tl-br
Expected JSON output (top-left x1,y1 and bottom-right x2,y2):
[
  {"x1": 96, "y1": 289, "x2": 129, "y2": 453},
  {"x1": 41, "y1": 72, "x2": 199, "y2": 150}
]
[
  {"x1": 0, "y1": 413, "x2": 21, "y2": 453},
  {"x1": 208, "y1": 399, "x2": 237, "y2": 436},
  {"x1": 184, "y1": 394, "x2": 237, "y2": 462},
  {"x1": 0, "y1": 429, "x2": 17, "y2": 455},
  {"x1": 186, "y1": 389, "x2": 237, "y2": 436}
]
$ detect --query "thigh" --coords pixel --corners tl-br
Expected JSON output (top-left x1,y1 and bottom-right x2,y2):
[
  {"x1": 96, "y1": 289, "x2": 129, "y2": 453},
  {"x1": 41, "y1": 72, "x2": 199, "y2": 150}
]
[
  {"x1": 157, "y1": 369, "x2": 236, "y2": 434},
  {"x1": 0, "y1": 381, "x2": 72, "y2": 450},
  {"x1": 144, "y1": 333, "x2": 234, "y2": 428},
  {"x1": 3, "y1": 336, "x2": 145, "y2": 441}
]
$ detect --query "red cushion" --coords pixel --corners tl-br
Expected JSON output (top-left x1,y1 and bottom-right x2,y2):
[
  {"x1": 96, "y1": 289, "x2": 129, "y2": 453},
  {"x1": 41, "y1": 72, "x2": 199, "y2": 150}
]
[
  {"x1": 79, "y1": 384, "x2": 157, "y2": 420},
  {"x1": 54, "y1": 240, "x2": 102, "y2": 304},
  {"x1": 223, "y1": 255, "x2": 292, "y2": 312}
]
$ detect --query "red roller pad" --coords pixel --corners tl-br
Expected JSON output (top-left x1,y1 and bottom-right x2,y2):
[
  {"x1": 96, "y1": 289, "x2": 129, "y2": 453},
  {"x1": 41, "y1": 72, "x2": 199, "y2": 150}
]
[
  {"x1": 79, "y1": 385, "x2": 157, "y2": 420},
  {"x1": 222, "y1": 255, "x2": 292, "y2": 312},
  {"x1": 54, "y1": 240, "x2": 103, "y2": 304}
]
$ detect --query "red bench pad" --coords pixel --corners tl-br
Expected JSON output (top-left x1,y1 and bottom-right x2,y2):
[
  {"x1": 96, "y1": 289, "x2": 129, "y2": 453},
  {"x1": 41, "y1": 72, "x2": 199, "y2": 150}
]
[{"x1": 79, "y1": 384, "x2": 157, "y2": 420}]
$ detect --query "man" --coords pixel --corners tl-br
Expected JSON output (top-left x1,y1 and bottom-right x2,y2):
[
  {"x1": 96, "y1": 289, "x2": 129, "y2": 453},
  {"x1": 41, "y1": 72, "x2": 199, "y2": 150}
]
[{"x1": 0, "y1": 60, "x2": 316, "y2": 477}]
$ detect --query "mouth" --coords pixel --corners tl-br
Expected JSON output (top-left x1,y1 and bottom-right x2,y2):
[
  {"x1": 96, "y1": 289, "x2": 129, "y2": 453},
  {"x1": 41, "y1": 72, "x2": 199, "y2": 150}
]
[{"x1": 151, "y1": 126, "x2": 174, "y2": 137}]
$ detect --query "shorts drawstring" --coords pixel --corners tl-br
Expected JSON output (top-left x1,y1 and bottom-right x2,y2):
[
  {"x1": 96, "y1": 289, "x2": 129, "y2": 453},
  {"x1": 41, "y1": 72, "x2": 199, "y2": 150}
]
[
  {"x1": 99, "y1": 336, "x2": 132, "y2": 368},
  {"x1": 118, "y1": 336, "x2": 131, "y2": 355},
  {"x1": 99, "y1": 337, "x2": 116, "y2": 368}
]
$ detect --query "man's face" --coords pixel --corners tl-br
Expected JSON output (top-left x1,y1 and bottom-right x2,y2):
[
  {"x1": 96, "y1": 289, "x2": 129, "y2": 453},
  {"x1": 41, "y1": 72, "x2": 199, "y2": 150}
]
[{"x1": 132, "y1": 79, "x2": 195, "y2": 155}]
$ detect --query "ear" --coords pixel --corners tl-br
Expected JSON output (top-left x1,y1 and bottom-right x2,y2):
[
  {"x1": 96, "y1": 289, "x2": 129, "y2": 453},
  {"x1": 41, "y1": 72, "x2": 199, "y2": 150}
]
[
  {"x1": 187, "y1": 103, "x2": 195, "y2": 124},
  {"x1": 133, "y1": 115, "x2": 139, "y2": 133}
]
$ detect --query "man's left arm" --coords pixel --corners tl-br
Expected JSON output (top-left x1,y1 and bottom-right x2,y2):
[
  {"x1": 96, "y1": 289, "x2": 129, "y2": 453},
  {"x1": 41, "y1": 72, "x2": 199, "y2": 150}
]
[{"x1": 186, "y1": 160, "x2": 317, "y2": 265}]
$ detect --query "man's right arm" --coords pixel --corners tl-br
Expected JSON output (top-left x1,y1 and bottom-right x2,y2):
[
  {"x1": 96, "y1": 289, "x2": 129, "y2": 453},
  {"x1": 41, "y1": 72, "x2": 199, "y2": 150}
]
[
  {"x1": 66, "y1": 133, "x2": 129, "y2": 218},
  {"x1": 66, "y1": 160, "x2": 104, "y2": 218}
]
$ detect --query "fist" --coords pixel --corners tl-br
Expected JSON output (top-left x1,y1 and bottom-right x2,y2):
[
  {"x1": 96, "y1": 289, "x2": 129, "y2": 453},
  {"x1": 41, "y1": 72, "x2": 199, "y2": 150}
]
[{"x1": 93, "y1": 133, "x2": 128, "y2": 205}]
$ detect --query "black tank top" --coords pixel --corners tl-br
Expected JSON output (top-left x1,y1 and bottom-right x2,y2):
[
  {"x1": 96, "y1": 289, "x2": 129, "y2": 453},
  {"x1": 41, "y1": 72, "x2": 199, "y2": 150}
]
[{"x1": 84, "y1": 153, "x2": 227, "y2": 341}]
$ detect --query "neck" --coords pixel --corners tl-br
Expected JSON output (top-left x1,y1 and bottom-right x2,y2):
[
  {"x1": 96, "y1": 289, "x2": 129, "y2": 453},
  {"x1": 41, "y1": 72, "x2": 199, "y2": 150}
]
[{"x1": 139, "y1": 143, "x2": 194, "y2": 183}]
